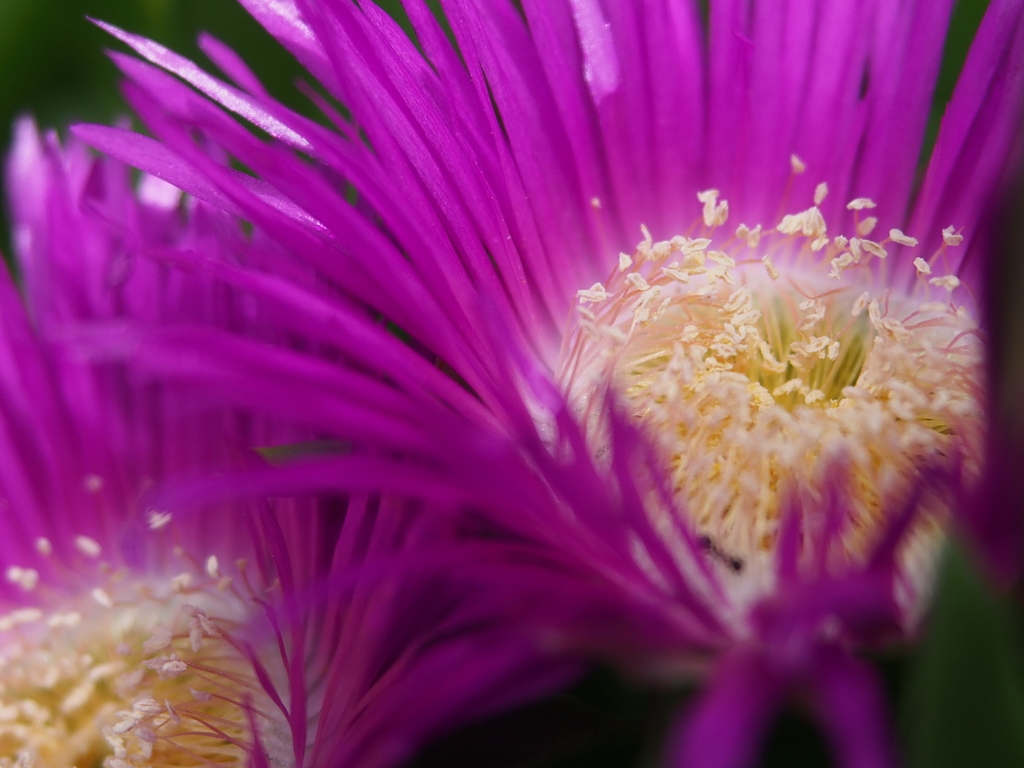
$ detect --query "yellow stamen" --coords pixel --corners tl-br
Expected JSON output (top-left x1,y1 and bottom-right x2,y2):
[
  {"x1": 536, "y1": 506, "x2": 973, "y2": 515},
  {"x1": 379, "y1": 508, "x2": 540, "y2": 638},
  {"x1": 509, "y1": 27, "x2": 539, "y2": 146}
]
[
  {"x1": 562, "y1": 187, "x2": 983, "y2": 570},
  {"x1": 0, "y1": 531, "x2": 288, "y2": 768}
]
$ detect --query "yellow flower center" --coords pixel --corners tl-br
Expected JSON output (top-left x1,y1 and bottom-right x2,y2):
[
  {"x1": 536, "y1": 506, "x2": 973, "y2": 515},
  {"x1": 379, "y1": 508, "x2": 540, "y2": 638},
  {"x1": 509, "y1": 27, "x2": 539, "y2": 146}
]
[
  {"x1": 561, "y1": 171, "x2": 984, "y2": 572},
  {"x1": 0, "y1": 531, "x2": 290, "y2": 768}
]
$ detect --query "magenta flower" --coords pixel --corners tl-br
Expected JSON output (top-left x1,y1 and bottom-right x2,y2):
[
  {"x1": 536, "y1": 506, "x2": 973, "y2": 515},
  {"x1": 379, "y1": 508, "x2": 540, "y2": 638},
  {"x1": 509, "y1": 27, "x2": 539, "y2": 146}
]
[
  {"x1": 71, "y1": 0, "x2": 1024, "y2": 765},
  {"x1": 0, "y1": 120, "x2": 572, "y2": 768}
]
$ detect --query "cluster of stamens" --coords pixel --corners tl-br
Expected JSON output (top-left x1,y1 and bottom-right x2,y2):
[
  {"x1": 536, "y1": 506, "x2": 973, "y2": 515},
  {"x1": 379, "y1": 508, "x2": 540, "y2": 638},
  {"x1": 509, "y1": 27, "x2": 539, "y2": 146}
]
[
  {"x1": 0, "y1": 522, "x2": 289, "y2": 768},
  {"x1": 561, "y1": 163, "x2": 983, "y2": 570}
]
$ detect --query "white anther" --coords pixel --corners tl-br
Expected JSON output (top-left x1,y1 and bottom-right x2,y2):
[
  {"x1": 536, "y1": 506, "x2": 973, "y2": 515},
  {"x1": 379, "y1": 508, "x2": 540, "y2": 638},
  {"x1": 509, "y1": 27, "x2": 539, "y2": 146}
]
[
  {"x1": 145, "y1": 654, "x2": 188, "y2": 679},
  {"x1": 91, "y1": 588, "x2": 114, "y2": 608},
  {"x1": 707, "y1": 251, "x2": 736, "y2": 268},
  {"x1": 47, "y1": 611, "x2": 82, "y2": 628},
  {"x1": 889, "y1": 229, "x2": 919, "y2": 247},
  {"x1": 851, "y1": 292, "x2": 872, "y2": 317},
  {"x1": 88, "y1": 662, "x2": 121, "y2": 683},
  {"x1": 633, "y1": 225, "x2": 655, "y2": 261},
  {"x1": 103, "y1": 729, "x2": 127, "y2": 757},
  {"x1": 577, "y1": 283, "x2": 609, "y2": 303},
  {"x1": 773, "y1": 379, "x2": 806, "y2": 397},
  {"x1": 170, "y1": 573, "x2": 193, "y2": 592},
  {"x1": 61, "y1": 681, "x2": 95, "y2": 713},
  {"x1": 697, "y1": 189, "x2": 729, "y2": 227},
  {"x1": 590, "y1": 197, "x2": 601, "y2": 209},
  {"x1": 778, "y1": 206, "x2": 827, "y2": 238},
  {"x1": 74, "y1": 536, "x2": 102, "y2": 558},
  {"x1": 651, "y1": 240, "x2": 673, "y2": 260},
  {"x1": 662, "y1": 265, "x2": 691, "y2": 283},
  {"x1": 814, "y1": 182, "x2": 829, "y2": 205},
  {"x1": 147, "y1": 511, "x2": 173, "y2": 530},
  {"x1": 846, "y1": 198, "x2": 877, "y2": 210},
  {"x1": 792, "y1": 336, "x2": 831, "y2": 357},
  {"x1": 914, "y1": 257, "x2": 932, "y2": 276},
  {"x1": 626, "y1": 273, "x2": 651, "y2": 292},
  {"x1": 143, "y1": 626, "x2": 172, "y2": 653},
  {"x1": 34, "y1": 538, "x2": 51, "y2": 556},
  {"x1": 849, "y1": 238, "x2": 864, "y2": 262},
  {"x1": 929, "y1": 275, "x2": 961, "y2": 291},
  {"x1": 8, "y1": 608, "x2": 42, "y2": 626},
  {"x1": 761, "y1": 255, "x2": 780, "y2": 280},
  {"x1": 618, "y1": 252, "x2": 632, "y2": 272},
  {"x1": 745, "y1": 224, "x2": 762, "y2": 248},
  {"x1": 860, "y1": 239, "x2": 888, "y2": 259},
  {"x1": 112, "y1": 717, "x2": 137, "y2": 734},
  {"x1": 669, "y1": 237, "x2": 704, "y2": 257},
  {"x1": 5, "y1": 567, "x2": 38, "y2": 591},
  {"x1": 942, "y1": 226, "x2": 964, "y2": 246},
  {"x1": 736, "y1": 223, "x2": 764, "y2": 248},
  {"x1": 206, "y1": 555, "x2": 220, "y2": 578},
  {"x1": 856, "y1": 216, "x2": 878, "y2": 236},
  {"x1": 790, "y1": 154, "x2": 807, "y2": 174},
  {"x1": 828, "y1": 252, "x2": 854, "y2": 280},
  {"x1": 133, "y1": 698, "x2": 163, "y2": 717},
  {"x1": 758, "y1": 343, "x2": 788, "y2": 374}
]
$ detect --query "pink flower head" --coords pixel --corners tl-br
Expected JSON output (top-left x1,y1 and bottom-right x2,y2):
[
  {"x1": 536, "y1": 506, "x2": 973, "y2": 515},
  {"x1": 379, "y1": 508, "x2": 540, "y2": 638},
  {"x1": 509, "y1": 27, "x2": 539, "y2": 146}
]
[
  {"x1": 70, "y1": 1, "x2": 1024, "y2": 766},
  {"x1": 0, "y1": 120, "x2": 572, "y2": 768}
]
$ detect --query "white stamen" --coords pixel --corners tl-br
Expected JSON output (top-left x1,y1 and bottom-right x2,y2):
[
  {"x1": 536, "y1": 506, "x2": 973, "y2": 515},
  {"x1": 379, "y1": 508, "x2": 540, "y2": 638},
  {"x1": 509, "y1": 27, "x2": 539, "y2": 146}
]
[
  {"x1": 697, "y1": 189, "x2": 729, "y2": 227},
  {"x1": 577, "y1": 283, "x2": 609, "y2": 303},
  {"x1": 170, "y1": 574, "x2": 193, "y2": 593},
  {"x1": 626, "y1": 273, "x2": 651, "y2": 292},
  {"x1": 74, "y1": 537, "x2": 102, "y2": 558},
  {"x1": 147, "y1": 511, "x2": 173, "y2": 531},
  {"x1": 5, "y1": 567, "x2": 39, "y2": 592},
  {"x1": 942, "y1": 226, "x2": 964, "y2": 246},
  {"x1": 856, "y1": 216, "x2": 878, "y2": 236},
  {"x1": 846, "y1": 197, "x2": 877, "y2": 210},
  {"x1": 890, "y1": 229, "x2": 919, "y2": 247},
  {"x1": 860, "y1": 239, "x2": 888, "y2": 259},
  {"x1": 929, "y1": 275, "x2": 962, "y2": 291}
]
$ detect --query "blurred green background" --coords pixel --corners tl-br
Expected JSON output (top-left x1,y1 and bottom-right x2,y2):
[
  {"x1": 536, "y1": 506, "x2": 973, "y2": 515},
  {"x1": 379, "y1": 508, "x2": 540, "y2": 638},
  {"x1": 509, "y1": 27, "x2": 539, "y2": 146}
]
[{"x1": 0, "y1": 0, "x2": 407, "y2": 255}]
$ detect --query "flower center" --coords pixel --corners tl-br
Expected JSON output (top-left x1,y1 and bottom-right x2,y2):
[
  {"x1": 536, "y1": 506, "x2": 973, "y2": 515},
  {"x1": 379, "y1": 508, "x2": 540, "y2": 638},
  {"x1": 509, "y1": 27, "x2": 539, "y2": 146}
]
[
  {"x1": 0, "y1": 531, "x2": 290, "y2": 768},
  {"x1": 561, "y1": 172, "x2": 984, "y2": 570}
]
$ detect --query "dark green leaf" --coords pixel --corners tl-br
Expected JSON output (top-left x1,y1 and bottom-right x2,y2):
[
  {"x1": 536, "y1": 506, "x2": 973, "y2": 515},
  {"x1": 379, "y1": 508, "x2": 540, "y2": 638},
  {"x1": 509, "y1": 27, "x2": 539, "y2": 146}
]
[{"x1": 902, "y1": 544, "x2": 1024, "y2": 768}]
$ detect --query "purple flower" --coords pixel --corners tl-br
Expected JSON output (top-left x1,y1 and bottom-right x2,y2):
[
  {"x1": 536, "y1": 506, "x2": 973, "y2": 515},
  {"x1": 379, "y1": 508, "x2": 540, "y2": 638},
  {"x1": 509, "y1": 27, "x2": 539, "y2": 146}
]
[
  {"x1": 0, "y1": 120, "x2": 572, "y2": 768},
  {"x1": 70, "y1": 0, "x2": 1024, "y2": 765}
]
